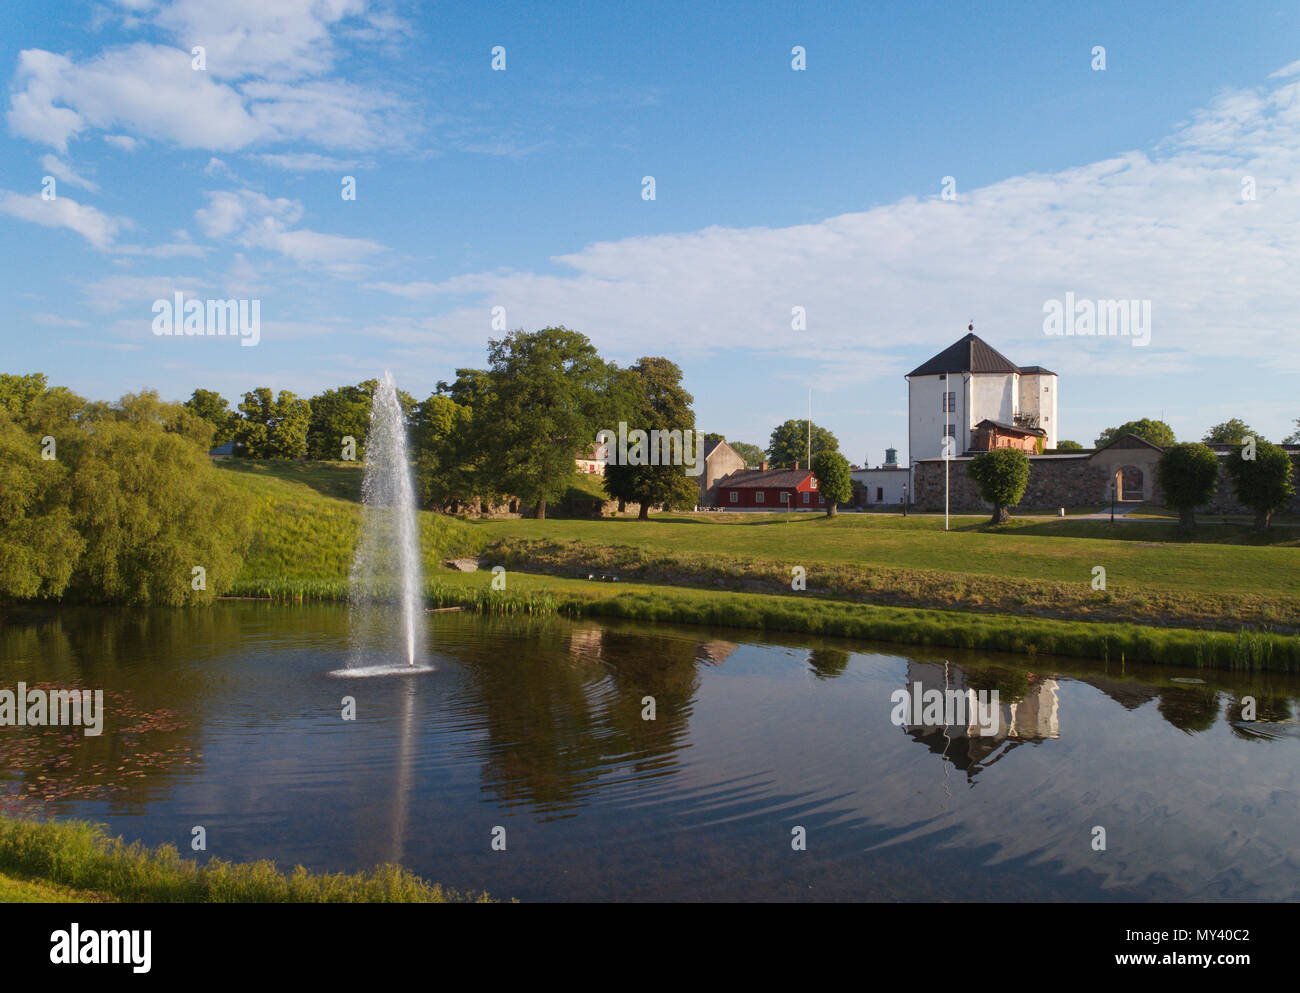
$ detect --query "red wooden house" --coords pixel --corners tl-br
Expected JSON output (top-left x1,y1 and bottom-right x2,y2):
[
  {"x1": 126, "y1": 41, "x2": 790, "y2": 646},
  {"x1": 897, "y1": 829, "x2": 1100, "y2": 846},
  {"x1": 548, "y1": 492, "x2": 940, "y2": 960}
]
[{"x1": 715, "y1": 464, "x2": 826, "y2": 510}]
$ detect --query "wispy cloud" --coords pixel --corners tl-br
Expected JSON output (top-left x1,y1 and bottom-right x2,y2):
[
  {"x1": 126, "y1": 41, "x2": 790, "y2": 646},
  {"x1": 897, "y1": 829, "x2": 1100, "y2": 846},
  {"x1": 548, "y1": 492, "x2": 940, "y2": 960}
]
[{"x1": 0, "y1": 190, "x2": 128, "y2": 248}]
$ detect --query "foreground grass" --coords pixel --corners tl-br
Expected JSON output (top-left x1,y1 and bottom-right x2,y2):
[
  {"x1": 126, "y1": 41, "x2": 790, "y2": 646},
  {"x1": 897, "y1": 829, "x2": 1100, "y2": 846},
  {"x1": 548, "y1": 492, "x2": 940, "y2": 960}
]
[
  {"x1": 0, "y1": 871, "x2": 111, "y2": 903},
  {"x1": 0, "y1": 816, "x2": 494, "y2": 903}
]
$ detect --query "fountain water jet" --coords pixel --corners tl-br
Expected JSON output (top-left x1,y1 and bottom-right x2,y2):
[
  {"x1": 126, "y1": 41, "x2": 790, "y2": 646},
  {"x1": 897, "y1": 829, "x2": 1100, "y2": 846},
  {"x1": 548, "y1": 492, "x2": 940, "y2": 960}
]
[{"x1": 340, "y1": 372, "x2": 428, "y2": 673}]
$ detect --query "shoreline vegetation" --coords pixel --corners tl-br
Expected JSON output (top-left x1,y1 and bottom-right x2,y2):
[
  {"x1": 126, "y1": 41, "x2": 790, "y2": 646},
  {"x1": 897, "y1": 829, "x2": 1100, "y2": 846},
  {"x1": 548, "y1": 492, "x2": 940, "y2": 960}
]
[{"x1": 0, "y1": 816, "x2": 494, "y2": 903}]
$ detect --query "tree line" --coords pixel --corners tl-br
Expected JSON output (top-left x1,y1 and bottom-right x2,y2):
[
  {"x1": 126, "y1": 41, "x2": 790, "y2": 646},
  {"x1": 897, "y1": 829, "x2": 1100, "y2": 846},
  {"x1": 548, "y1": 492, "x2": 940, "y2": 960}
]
[{"x1": 182, "y1": 326, "x2": 854, "y2": 518}]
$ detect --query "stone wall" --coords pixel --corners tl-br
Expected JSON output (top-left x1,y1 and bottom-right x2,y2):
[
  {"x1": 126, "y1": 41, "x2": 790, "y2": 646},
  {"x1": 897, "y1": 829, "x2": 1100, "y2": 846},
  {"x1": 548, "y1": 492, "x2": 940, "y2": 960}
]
[
  {"x1": 913, "y1": 452, "x2": 1300, "y2": 515},
  {"x1": 914, "y1": 456, "x2": 1108, "y2": 512}
]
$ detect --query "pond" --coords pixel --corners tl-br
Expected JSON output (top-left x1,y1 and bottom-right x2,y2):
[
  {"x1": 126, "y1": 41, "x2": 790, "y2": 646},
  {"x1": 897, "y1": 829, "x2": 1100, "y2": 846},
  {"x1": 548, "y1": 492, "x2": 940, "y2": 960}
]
[{"x1": 1, "y1": 603, "x2": 1297, "y2": 901}]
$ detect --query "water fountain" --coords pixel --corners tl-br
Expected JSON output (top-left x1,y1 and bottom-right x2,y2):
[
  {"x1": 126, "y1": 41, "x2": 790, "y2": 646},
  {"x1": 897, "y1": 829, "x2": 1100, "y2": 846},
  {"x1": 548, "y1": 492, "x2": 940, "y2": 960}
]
[{"x1": 334, "y1": 371, "x2": 431, "y2": 676}]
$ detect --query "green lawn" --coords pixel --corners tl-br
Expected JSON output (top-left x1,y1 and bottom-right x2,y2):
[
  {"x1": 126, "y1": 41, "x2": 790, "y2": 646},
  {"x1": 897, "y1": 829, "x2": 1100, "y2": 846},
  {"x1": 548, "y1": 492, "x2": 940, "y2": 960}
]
[{"x1": 468, "y1": 512, "x2": 1299, "y2": 600}]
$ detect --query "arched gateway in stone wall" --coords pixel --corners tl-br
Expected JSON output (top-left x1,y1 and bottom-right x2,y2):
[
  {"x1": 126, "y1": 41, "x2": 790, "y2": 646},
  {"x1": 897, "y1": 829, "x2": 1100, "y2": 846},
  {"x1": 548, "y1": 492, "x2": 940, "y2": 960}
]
[{"x1": 1087, "y1": 434, "x2": 1164, "y2": 503}]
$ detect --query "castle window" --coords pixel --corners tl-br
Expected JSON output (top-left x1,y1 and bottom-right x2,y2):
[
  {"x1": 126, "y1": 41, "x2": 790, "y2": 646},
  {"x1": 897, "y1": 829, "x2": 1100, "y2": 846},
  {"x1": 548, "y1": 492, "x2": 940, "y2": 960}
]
[{"x1": 942, "y1": 391, "x2": 956, "y2": 412}]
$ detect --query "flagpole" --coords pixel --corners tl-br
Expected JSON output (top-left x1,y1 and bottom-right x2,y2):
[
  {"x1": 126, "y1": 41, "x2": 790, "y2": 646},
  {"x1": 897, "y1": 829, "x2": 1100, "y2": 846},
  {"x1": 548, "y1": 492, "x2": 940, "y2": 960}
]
[{"x1": 944, "y1": 372, "x2": 949, "y2": 531}]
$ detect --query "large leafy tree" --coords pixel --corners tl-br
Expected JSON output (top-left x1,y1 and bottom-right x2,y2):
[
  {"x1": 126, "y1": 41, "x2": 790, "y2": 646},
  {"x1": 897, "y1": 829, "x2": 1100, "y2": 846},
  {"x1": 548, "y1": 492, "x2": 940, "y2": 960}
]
[
  {"x1": 767, "y1": 419, "x2": 838, "y2": 468},
  {"x1": 1094, "y1": 418, "x2": 1175, "y2": 449},
  {"x1": 729, "y1": 441, "x2": 765, "y2": 467},
  {"x1": 602, "y1": 357, "x2": 700, "y2": 519},
  {"x1": 811, "y1": 450, "x2": 852, "y2": 517},
  {"x1": 479, "y1": 327, "x2": 618, "y2": 519},
  {"x1": 1156, "y1": 442, "x2": 1220, "y2": 529},
  {"x1": 1285, "y1": 419, "x2": 1300, "y2": 445},
  {"x1": 235, "y1": 388, "x2": 312, "y2": 458},
  {"x1": 412, "y1": 392, "x2": 478, "y2": 509},
  {"x1": 1055, "y1": 440, "x2": 1084, "y2": 451},
  {"x1": 1226, "y1": 438, "x2": 1296, "y2": 532},
  {"x1": 1203, "y1": 419, "x2": 1262, "y2": 445},
  {"x1": 183, "y1": 389, "x2": 239, "y2": 445},
  {"x1": 968, "y1": 448, "x2": 1030, "y2": 524},
  {"x1": 305, "y1": 385, "x2": 372, "y2": 460}
]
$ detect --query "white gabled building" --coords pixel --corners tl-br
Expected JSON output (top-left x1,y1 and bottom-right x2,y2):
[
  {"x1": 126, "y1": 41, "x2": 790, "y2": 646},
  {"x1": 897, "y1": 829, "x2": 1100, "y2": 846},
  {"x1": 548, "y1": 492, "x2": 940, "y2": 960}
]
[{"x1": 905, "y1": 330, "x2": 1058, "y2": 464}]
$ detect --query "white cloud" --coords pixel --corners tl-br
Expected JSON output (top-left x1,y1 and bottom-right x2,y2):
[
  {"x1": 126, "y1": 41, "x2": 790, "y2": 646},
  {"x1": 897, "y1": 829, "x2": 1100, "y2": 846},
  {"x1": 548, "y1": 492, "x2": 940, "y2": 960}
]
[
  {"x1": 364, "y1": 72, "x2": 1300, "y2": 377},
  {"x1": 102, "y1": 134, "x2": 139, "y2": 151},
  {"x1": 81, "y1": 273, "x2": 210, "y2": 312},
  {"x1": 7, "y1": 22, "x2": 409, "y2": 153},
  {"x1": 39, "y1": 154, "x2": 99, "y2": 193},
  {"x1": 8, "y1": 44, "x2": 265, "y2": 152},
  {"x1": 257, "y1": 152, "x2": 369, "y2": 171},
  {"x1": 153, "y1": 0, "x2": 370, "y2": 80},
  {"x1": 0, "y1": 190, "x2": 127, "y2": 248},
  {"x1": 196, "y1": 188, "x2": 384, "y2": 272}
]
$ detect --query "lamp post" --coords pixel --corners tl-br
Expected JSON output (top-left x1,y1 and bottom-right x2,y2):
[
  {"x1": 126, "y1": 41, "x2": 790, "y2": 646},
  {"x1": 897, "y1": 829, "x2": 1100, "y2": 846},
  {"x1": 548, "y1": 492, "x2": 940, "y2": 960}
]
[
  {"x1": 902, "y1": 482, "x2": 908, "y2": 517},
  {"x1": 1109, "y1": 478, "x2": 1116, "y2": 525}
]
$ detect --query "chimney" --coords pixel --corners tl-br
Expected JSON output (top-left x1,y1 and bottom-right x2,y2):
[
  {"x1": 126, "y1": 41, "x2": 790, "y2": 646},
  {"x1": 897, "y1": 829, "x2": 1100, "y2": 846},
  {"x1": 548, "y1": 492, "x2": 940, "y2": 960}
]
[{"x1": 760, "y1": 460, "x2": 769, "y2": 472}]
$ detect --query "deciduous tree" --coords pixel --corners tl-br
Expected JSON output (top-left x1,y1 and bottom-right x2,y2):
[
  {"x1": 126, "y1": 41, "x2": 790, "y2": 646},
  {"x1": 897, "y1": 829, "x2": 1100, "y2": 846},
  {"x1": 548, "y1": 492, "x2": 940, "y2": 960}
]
[
  {"x1": 968, "y1": 448, "x2": 1030, "y2": 524},
  {"x1": 1156, "y1": 442, "x2": 1219, "y2": 529}
]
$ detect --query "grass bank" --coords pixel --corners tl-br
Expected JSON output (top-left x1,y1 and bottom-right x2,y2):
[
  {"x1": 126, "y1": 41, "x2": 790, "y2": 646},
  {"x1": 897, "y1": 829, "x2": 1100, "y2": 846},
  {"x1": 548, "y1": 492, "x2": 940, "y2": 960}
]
[
  {"x1": 482, "y1": 534, "x2": 1300, "y2": 634},
  {"x1": 216, "y1": 459, "x2": 485, "y2": 592},
  {"x1": 0, "y1": 816, "x2": 495, "y2": 903},
  {"x1": 214, "y1": 460, "x2": 1300, "y2": 669},
  {"x1": 225, "y1": 570, "x2": 1300, "y2": 671}
]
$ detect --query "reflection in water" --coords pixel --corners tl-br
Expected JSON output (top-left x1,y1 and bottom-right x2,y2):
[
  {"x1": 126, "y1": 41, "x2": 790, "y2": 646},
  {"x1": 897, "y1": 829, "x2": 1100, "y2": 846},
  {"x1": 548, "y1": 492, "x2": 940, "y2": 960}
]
[
  {"x1": 1, "y1": 604, "x2": 1299, "y2": 901},
  {"x1": 899, "y1": 661, "x2": 1060, "y2": 778}
]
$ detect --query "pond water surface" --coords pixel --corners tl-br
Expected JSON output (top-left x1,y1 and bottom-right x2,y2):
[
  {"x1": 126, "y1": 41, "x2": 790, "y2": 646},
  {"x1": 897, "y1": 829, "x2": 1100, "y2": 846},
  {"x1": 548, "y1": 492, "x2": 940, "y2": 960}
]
[{"x1": 1, "y1": 603, "x2": 1297, "y2": 902}]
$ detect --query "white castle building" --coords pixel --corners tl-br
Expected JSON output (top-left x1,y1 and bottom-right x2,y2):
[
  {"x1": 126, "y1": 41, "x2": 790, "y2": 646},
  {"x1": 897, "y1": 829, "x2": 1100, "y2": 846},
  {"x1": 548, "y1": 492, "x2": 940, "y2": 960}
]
[{"x1": 906, "y1": 330, "x2": 1058, "y2": 463}]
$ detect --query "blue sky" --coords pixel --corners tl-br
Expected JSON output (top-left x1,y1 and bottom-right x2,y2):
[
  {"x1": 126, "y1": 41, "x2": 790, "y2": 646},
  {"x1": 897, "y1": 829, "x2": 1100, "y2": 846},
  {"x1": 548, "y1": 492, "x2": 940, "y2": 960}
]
[{"x1": 3, "y1": 0, "x2": 1299, "y2": 463}]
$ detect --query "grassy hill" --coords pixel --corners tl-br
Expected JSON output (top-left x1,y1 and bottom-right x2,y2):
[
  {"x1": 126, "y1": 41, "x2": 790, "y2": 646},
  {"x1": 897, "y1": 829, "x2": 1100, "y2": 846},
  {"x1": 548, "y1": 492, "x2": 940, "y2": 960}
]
[{"x1": 214, "y1": 459, "x2": 484, "y2": 598}]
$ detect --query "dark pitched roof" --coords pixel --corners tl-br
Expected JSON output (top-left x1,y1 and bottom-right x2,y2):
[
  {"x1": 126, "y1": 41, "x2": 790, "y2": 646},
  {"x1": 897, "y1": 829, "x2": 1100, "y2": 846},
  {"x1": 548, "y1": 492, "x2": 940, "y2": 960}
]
[
  {"x1": 1017, "y1": 365, "x2": 1056, "y2": 376},
  {"x1": 975, "y1": 418, "x2": 1047, "y2": 437},
  {"x1": 718, "y1": 468, "x2": 812, "y2": 489},
  {"x1": 907, "y1": 333, "x2": 1021, "y2": 377}
]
